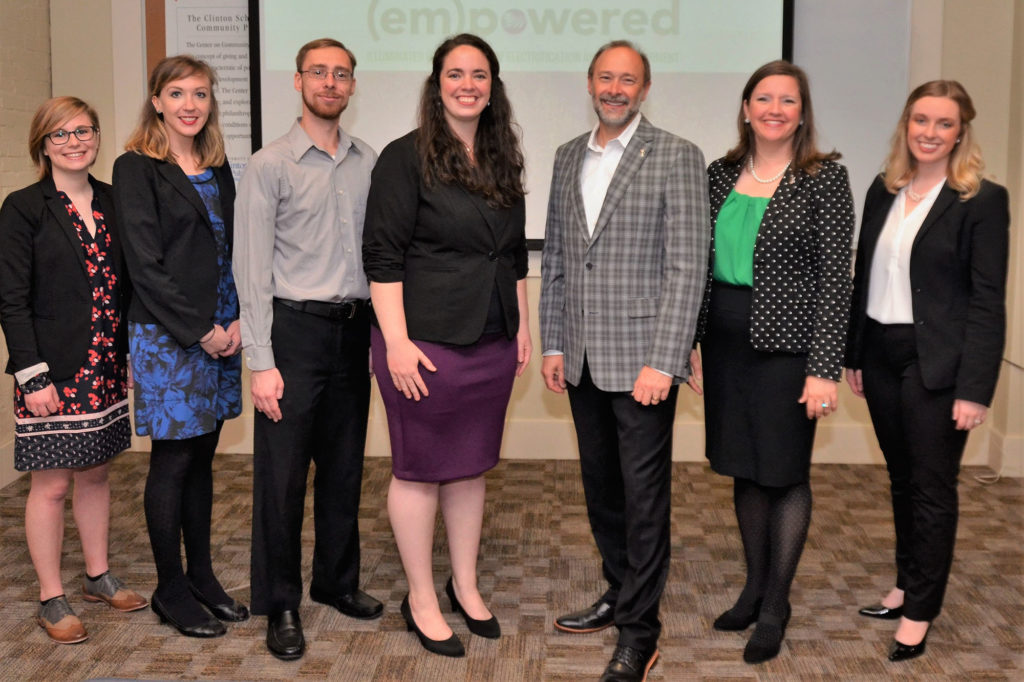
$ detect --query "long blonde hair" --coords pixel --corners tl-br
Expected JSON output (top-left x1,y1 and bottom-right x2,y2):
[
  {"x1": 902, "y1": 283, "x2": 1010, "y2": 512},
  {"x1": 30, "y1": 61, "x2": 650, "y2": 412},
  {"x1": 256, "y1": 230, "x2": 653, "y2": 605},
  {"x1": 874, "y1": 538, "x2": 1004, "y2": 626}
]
[
  {"x1": 882, "y1": 80, "x2": 984, "y2": 200},
  {"x1": 124, "y1": 55, "x2": 225, "y2": 168}
]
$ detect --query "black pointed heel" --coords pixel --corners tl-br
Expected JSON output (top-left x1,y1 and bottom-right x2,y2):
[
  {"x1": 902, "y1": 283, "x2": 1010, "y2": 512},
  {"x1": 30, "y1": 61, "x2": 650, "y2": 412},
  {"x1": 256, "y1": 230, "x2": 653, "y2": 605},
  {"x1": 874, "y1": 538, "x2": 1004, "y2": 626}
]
[
  {"x1": 400, "y1": 594, "x2": 465, "y2": 657},
  {"x1": 445, "y1": 576, "x2": 501, "y2": 639}
]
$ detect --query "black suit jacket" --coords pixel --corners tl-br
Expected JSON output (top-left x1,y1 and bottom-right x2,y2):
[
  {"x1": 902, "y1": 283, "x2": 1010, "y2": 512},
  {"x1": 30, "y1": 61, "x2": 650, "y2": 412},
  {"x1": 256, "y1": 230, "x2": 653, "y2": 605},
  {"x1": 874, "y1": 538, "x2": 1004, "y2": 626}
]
[
  {"x1": 846, "y1": 176, "x2": 1009, "y2": 405},
  {"x1": 112, "y1": 152, "x2": 235, "y2": 348},
  {"x1": 697, "y1": 158, "x2": 856, "y2": 381},
  {"x1": 362, "y1": 131, "x2": 527, "y2": 345},
  {"x1": 0, "y1": 175, "x2": 128, "y2": 381}
]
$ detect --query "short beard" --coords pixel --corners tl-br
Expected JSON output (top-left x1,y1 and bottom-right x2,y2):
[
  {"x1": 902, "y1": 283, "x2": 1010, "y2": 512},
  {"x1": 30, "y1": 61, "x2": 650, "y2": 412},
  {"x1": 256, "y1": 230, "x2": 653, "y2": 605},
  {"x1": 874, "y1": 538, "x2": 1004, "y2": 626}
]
[
  {"x1": 592, "y1": 95, "x2": 639, "y2": 130},
  {"x1": 302, "y1": 91, "x2": 347, "y2": 121}
]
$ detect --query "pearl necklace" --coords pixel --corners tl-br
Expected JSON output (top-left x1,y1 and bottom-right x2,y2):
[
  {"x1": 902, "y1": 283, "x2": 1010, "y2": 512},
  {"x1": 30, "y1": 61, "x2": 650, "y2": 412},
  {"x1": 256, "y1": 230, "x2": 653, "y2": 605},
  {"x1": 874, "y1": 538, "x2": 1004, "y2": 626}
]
[
  {"x1": 748, "y1": 156, "x2": 790, "y2": 184},
  {"x1": 906, "y1": 178, "x2": 924, "y2": 202}
]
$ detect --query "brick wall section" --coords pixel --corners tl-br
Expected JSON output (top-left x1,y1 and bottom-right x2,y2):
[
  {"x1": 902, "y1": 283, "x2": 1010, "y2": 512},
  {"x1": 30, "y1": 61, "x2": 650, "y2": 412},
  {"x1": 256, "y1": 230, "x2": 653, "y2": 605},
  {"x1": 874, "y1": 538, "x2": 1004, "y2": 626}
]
[{"x1": 0, "y1": 1, "x2": 51, "y2": 486}]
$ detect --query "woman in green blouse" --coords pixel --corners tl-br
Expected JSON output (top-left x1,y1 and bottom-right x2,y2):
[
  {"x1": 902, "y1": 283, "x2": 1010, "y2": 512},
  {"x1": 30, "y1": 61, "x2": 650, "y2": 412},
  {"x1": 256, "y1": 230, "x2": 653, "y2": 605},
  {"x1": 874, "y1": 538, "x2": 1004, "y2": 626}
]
[{"x1": 691, "y1": 60, "x2": 855, "y2": 664}]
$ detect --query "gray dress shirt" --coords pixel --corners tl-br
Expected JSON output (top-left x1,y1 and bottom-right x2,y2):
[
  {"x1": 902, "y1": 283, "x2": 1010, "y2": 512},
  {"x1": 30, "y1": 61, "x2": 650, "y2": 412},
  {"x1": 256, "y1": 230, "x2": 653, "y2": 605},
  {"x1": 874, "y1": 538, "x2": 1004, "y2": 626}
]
[{"x1": 233, "y1": 119, "x2": 377, "y2": 371}]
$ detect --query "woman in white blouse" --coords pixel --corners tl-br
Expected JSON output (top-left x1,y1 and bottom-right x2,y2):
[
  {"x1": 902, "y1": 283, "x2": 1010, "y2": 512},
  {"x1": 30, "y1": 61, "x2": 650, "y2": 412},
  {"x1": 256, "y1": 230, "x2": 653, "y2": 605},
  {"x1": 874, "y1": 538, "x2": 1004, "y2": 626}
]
[{"x1": 845, "y1": 80, "x2": 1009, "y2": 662}]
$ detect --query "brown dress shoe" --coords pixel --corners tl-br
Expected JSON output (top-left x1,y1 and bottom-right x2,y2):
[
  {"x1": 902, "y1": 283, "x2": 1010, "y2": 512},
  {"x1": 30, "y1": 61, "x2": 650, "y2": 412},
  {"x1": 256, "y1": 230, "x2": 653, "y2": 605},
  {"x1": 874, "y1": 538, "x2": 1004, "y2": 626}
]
[
  {"x1": 37, "y1": 595, "x2": 88, "y2": 644},
  {"x1": 82, "y1": 572, "x2": 149, "y2": 612}
]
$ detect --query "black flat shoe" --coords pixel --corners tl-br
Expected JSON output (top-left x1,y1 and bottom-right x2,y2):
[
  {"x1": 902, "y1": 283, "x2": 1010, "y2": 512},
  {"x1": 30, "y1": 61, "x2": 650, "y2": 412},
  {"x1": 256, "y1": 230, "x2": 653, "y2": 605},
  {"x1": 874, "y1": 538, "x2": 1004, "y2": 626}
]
[
  {"x1": 554, "y1": 598, "x2": 615, "y2": 633},
  {"x1": 189, "y1": 584, "x2": 250, "y2": 622},
  {"x1": 445, "y1": 576, "x2": 500, "y2": 639},
  {"x1": 309, "y1": 585, "x2": 383, "y2": 620},
  {"x1": 742, "y1": 604, "x2": 791, "y2": 664},
  {"x1": 713, "y1": 598, "x2": 762, "y2": 631},
  {"x1": 888, "y1": 626, "x2": 929, "y2": 662},
  {"x1": 599, "y1": 645, "x2": 659, "y2": 682},
  {"x1": 266, "y1": 609, "x2": 305, "y2": 661},
  {"x1": 151, "y1": 592, "x2": 226, "y2": 638},
  {"x1": 400, "y1": 594, "x2": 464, "y2": 657},
  {"x1": 859, "y1": 603, "x2": 904, "y2": 620}
]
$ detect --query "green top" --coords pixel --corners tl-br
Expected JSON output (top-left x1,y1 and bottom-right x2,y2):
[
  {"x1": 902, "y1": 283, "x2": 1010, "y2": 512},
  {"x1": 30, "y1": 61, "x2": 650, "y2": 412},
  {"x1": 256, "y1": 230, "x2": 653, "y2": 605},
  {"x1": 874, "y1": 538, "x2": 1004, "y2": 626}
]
[{"x1": 712, "y1": 190, "x2": 770, "y2": 286}]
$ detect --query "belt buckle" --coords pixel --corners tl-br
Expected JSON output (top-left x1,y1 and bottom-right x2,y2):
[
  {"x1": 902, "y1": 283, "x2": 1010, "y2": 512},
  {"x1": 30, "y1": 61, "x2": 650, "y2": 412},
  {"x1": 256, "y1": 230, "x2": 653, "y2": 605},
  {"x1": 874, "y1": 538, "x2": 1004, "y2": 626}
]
[{"x1": 342, "y1": 300, "x2": 358, "y2": 319}]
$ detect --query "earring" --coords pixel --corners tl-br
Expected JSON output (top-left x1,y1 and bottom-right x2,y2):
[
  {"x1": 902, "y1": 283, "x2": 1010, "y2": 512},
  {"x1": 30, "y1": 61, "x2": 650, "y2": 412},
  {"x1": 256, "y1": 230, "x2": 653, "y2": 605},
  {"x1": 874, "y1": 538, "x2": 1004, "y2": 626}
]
[
  {"x1": 799, "y1": 119, "x2": 804, "y2": 126},
  {"x1": 744, "y1": 118, "x2": 750, "y2": 123},
  {"x1": 956, "y1": 137, "x2": 961, "y2": 143}
]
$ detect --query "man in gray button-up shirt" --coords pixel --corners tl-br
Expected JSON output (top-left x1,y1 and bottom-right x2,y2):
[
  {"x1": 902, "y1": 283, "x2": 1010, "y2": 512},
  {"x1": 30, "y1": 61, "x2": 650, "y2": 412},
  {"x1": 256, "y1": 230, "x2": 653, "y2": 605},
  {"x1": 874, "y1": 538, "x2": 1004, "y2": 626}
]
[{"x1": 233, "y1": 38, "x2": 381, "y2": 661}]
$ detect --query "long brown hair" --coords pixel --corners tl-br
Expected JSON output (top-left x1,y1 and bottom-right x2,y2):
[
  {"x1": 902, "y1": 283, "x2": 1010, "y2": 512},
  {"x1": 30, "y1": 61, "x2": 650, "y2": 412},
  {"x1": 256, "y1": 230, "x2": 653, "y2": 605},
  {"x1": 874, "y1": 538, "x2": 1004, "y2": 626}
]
[
  {"x1": 28, "y1": 96, "x2": 100, "y2": 180},
  {"x1": 723, "y1": 60, "x2": 839, "y2": 175},
  {"x1": 124, "y1": 55, "x2": 226, "y2": 168},
  {"x1": 882, "y1": 80, "x2": 984, "y2": 200},
  {"x1": 415, "y1": 34, "x2": 525, "y2": 208}
]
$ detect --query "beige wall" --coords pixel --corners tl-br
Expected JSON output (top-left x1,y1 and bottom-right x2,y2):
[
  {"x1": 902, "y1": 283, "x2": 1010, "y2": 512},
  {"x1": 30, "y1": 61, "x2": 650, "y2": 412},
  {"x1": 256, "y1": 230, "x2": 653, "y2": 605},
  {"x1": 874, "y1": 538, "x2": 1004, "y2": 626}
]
[
  {"x1": 0, "y1": 1, "x2": 51, "y2": 488},
  {"x1": 1, "y1": 0, "x2": 1021, "y2": 487}
]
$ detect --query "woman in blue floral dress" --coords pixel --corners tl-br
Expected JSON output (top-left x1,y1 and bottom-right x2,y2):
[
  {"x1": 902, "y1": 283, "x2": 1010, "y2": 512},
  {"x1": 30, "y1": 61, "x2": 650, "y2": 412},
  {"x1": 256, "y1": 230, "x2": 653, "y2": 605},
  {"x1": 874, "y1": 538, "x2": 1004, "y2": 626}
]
[{"x1": 113, "y1": 55, "x2": 248, "y2": 638}]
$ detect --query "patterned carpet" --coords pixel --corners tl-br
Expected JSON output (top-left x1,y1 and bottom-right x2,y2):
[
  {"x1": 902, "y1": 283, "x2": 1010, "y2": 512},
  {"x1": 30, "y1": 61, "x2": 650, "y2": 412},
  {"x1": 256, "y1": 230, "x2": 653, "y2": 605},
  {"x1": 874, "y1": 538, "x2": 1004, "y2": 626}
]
[{"x1": 0, "y1": 454, "x2": 1020, "y2": 681}]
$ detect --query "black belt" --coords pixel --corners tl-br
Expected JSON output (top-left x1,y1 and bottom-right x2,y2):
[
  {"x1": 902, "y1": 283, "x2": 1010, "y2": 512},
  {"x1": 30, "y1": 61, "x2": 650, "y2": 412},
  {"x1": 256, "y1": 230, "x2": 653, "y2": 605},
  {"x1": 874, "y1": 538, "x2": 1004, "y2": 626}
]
[{"x1": 274, "y1": 297, "x2": 365, "y2": 320}]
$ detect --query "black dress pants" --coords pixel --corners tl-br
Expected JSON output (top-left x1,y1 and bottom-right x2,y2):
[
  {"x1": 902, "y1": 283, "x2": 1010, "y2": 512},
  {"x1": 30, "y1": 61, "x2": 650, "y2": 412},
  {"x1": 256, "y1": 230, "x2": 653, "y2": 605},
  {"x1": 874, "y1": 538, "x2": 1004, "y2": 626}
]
[
  {"x1": 566, "y1": 358, "x2": 677, "y2": 654},
  {"x1": 250, "y1": 300, "x2": 371, "y2": 616},
  {"x1": 861, "y1": 320, "x2": 968, "y2": 621}
]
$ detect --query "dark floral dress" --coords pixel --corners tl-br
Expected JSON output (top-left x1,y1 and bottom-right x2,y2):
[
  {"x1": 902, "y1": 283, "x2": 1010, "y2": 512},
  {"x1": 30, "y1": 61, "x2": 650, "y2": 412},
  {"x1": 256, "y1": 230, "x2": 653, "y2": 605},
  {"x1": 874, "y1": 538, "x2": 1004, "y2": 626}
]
[
  {"x1": 129, "y1": 169, "x2": 241, "y2": 440},
  {"x1": 14, "y1": 193, "x2": 131, "y2": 471}
]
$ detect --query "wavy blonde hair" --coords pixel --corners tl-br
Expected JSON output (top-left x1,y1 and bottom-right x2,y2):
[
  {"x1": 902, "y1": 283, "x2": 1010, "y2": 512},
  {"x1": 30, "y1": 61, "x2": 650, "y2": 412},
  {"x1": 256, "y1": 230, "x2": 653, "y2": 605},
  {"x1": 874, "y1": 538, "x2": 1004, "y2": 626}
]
[
  {"x1": 883, "y1": 80, "x2": 984, "y2": 200},
  {"x1": 124, "y1": 55, "x2": 225, "y2": 168}
]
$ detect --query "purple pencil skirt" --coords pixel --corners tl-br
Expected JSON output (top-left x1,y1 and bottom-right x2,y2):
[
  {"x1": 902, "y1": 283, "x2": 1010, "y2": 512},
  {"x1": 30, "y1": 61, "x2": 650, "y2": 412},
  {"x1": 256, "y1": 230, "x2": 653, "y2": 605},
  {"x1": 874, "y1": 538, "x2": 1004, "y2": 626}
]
[{"x1": 371, "y1": 325, "x2": 517, "y2": 482}]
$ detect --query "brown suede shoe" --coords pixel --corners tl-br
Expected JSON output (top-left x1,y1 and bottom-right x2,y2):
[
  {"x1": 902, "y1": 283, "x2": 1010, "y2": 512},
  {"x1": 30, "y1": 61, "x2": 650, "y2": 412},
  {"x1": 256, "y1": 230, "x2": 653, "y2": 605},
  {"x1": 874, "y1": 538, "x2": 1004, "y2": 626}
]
[
  {"x1": 82, "y1": 572, "x2": 149, "y2": 612},
  {"x1": 37, "y1": 595, "x2": 88, "y2": 644}
]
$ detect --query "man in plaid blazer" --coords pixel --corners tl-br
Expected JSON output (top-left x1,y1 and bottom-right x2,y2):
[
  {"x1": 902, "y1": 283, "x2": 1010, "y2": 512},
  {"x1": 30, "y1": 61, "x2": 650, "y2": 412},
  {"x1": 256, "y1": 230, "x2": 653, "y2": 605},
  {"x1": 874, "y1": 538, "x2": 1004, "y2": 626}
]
[{"x1": 539, "y1": 41, "x2": 709, "y2": 682}]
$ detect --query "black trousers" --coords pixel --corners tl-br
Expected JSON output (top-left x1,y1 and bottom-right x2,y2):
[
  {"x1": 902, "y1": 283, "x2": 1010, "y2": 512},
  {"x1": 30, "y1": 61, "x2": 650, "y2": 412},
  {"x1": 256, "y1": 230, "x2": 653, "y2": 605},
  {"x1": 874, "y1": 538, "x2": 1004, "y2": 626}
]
[
  {"x1": 861, "y1": 320, "x2": 968, "y2": 621},
  {"x1": 566, "y1": 358, "x2": 678, "y2": 654},
  {"x1": 250, "y1": 300, "x2": 371, "y2": 616}
]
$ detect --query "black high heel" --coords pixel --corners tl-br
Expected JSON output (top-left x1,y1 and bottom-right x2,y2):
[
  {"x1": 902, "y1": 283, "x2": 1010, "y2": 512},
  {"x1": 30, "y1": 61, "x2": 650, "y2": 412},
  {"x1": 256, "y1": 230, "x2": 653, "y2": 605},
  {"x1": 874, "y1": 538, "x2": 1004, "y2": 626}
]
[
  {"x1": 445, "y1": 577, "x2": 501, "y2": 639},
  {"x1": 742, "y1": 603, "x2": 791, "y2": 664},
  {"x1": 713, "y1": 597, "x2": 762, "y2": 631},
  {"x1": 888, "y1": 624, "x2": 930, "y2": 661},
  {"x1": 189, "y1": 583, "x2": 250, "y2": 622},
  {"x1": 400, "y1": 594, "x2": 465, "y2": 657},
  {"x1": 151, "y1": 592, "x2": 226, "y2": 638}
]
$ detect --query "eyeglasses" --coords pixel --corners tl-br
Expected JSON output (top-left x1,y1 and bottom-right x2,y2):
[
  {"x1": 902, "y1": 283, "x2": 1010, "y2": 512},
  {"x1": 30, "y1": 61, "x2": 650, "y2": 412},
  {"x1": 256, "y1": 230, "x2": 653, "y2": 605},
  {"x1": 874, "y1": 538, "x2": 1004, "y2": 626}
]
[
  {"x1": 299, "y1": 68, "x2": 352, "y2": 83},
  {"x1": 45, "y1": 126, "x2": 98, "y2": 145}
]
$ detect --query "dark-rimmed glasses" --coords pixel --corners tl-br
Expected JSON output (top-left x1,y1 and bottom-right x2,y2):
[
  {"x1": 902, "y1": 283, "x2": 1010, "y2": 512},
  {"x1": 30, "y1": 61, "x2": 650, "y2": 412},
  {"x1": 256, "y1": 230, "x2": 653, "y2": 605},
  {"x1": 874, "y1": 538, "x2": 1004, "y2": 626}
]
[{"x1": 45, "y1": 126, "x2": 98, "y2": 145}]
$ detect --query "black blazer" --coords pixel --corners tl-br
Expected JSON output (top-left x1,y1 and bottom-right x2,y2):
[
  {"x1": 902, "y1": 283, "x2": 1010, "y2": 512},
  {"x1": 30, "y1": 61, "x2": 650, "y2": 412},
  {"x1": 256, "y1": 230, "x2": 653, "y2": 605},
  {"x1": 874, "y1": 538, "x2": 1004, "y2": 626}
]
[
  {"x1": 697, "y1": 158, "x2": 855, "y2": 381},
  {"x1": 112, "y1": 152, "x2": 235, "y2": 348},
  {"x1": 846, "y1": 176, "x2": 1009, "y2": 405},
  {"x1": 0, "y1": 175, "x2": 128, "y2": 381},
  {"x1": 362, "y1": 131, "x2": 528, "y2": 345}
]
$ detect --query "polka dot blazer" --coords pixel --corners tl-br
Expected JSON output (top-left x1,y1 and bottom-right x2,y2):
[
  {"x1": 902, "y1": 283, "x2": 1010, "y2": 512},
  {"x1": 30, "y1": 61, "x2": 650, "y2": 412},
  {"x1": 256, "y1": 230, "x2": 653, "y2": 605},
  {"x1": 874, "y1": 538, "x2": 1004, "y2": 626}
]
[{"x1": 696, "y1": 158, "x2": 855, "y2": 381}]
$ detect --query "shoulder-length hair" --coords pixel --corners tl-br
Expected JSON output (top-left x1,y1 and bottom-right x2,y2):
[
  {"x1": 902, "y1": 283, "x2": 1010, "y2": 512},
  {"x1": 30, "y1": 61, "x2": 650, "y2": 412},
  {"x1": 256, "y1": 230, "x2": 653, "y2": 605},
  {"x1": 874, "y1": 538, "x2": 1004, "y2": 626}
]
[
  {"x1": 723, "y1": 60, "x2": 839, "y2": 175},
  {"x1": 124, "y1": 55, "x2": 226, "y2": 168},
  {"x1": 882, "y1": 80, "x2": 984, "y2": 200},
  {"x1": 415, "y1": 34, "x2": 525, "y2": 208},
  {"x1": 28, "y1": 96, "x2": 100, "y2": 180}
]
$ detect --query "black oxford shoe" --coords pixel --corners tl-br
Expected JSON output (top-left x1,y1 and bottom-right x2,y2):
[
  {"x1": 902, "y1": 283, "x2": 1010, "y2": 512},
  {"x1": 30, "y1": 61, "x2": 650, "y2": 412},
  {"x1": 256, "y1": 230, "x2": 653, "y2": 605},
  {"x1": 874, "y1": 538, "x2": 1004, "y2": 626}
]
[
  {"x1": 266, "y1": 610, "x2": 305, "y2": 661},
  {"x1": 309, "y1": 586, "x2": 383, "y2": 620},
  {"x1": 599, "y1": 645, "x2": 659, "y2": 682},
  {"x1": 554, "y1": 599, "x2": 615, "y2": 633},
  {"x1": 859, "y1": 603, "x2": 904, "y2": 620}
]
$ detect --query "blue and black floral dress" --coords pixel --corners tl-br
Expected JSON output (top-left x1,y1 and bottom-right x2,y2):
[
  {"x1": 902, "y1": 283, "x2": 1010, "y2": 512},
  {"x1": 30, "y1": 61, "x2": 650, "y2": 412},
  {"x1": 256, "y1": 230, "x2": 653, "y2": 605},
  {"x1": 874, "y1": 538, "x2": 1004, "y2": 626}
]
[{"x1": 129, "y1": 169, "x2": 241, "y2": 440}]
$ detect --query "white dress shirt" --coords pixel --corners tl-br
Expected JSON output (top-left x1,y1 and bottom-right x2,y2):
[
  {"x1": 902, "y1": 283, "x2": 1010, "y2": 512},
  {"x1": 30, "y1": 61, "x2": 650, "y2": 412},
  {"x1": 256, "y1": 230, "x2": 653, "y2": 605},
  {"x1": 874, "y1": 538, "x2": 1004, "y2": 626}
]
[
  {"x1": 580, "y1": 113, "x2": 642, "y2": 237},
  {"x1": 866, "y1": 179, "x2": 945, "y2": 324}
]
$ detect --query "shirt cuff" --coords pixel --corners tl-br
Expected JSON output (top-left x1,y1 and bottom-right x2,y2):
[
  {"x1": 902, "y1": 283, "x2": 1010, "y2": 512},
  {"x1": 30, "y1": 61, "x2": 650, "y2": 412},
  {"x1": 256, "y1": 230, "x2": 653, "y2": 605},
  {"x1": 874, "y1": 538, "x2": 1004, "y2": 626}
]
[
  {"x1": 244, "y1": 345, "x2": 276, "y2": 372},
  {"x1": 542, "y1": 350, "x2": 564, "y2": 357},
  {"x1": 651, "y1": 367, "x2": 672, "y2": 378},
  {"x1": 15, "y1": 362, "x2": 50, "y2": 386}
]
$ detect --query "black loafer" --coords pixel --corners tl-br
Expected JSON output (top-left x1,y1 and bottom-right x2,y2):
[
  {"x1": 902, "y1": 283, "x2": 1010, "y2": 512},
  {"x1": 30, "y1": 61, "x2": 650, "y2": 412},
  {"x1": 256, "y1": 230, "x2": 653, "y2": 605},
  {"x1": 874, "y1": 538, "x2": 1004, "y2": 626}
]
[
  {"x1": 599, "y1": 645, "x2": 659, "y2": 681},
  {"x1": 859, "y1": 603, "x2": 904, "y2": 620},
  {"x1": 554, "y1": 599, "x2": 615, "y2": 633},
  {"x1": 267, "y1": 610, "x2": 305, "y2": 661},
  {"x1": 189, "y1": 584, "x2": 250, "y2": 622},
  {"x1": 309, "y1": 586, "x2": 383, "y2": 620}
]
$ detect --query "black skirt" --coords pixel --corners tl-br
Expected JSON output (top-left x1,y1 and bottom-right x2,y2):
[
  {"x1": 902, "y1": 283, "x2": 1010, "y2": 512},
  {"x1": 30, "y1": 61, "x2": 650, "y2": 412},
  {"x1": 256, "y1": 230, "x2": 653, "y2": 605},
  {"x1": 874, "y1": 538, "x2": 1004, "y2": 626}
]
[{"x1": 702, "y1": 282, "x2": 816, "y2": 486}]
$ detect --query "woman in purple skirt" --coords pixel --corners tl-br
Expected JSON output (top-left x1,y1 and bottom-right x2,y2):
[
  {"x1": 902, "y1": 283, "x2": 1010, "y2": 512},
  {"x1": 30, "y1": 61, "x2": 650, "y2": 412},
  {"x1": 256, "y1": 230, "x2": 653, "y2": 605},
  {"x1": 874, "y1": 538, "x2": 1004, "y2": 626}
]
[{"x1": 362, "y1": 34, "x2": 530, "y2": 658}]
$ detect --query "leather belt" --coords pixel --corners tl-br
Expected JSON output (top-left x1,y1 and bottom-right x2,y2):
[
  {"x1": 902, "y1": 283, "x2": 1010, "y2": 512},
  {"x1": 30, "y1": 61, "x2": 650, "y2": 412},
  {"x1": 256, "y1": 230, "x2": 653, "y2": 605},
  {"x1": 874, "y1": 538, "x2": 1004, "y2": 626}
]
[{"x1": 274, "y1": 297, "x2": 365, "y2": 320}]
